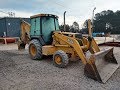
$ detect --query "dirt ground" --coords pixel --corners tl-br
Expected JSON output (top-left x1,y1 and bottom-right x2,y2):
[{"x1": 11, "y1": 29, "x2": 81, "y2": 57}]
[{"x1": 0, "y1": 44, "x2": 120, "y2": 90}]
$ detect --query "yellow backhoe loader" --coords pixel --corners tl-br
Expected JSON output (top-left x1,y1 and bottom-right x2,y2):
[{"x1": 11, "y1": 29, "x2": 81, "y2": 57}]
[{"x1": 18, "y1": 14, "x2": 119, "y2": 83}]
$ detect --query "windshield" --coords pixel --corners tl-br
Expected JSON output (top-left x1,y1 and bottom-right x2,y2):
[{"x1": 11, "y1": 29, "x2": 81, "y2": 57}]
[{"x1": 42, "y1": 17, "x2": 59, "y2": 44}]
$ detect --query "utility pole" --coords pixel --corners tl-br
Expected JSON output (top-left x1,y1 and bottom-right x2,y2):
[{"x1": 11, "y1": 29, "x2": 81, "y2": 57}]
[
  {"x1": 92, "y1": 7, "x2": 96, "y2": 34},
  {"x1": 92, "y1": 7, "x2": 96, "y2": 23}
]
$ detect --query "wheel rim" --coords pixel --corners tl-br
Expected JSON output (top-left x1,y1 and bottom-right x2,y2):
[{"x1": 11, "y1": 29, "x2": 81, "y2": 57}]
[
  {"x1": 55, "y1": 55, "x2": 62, "y2": 65},
  {"x1": 30, "y1": 44, "x2": 37, "y2": 57}
]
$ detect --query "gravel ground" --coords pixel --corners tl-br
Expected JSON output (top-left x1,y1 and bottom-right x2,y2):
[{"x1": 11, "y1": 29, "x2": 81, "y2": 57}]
[{"x1": 0, "y1": 44, "x2": 120, "y2": 90}]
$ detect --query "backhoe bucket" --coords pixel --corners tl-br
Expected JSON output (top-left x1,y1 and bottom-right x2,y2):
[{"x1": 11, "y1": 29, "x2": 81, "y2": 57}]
[
  {"x1": 18, "y1": 42, "x2": 26, "y2": 50},
  {"x1": 84, "y1": 48, "x2": 119, "y2": 83}
]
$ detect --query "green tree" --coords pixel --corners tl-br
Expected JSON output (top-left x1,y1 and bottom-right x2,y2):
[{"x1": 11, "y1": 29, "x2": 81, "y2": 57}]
[{"x1": 94, "y1": 10, "x2": 120, "y2": 34}]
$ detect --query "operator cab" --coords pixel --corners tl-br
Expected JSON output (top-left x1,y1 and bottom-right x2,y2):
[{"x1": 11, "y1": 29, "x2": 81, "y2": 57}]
[{"x1": 30, "y1": 14, "x2": 60, "y2": 45}]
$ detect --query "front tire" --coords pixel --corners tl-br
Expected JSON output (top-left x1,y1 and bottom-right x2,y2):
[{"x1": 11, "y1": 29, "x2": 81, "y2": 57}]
[
  {"x1": 29, "y1": 39, "x2": 42, "y2": 60},
  {"x1": 53, "y1": 50, "x2": 69, "y2": 68}
]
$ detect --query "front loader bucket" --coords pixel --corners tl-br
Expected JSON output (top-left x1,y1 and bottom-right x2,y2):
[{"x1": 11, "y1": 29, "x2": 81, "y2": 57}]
[{"x1": 84, "y1": 48, "x2": 119, "y2": 83}]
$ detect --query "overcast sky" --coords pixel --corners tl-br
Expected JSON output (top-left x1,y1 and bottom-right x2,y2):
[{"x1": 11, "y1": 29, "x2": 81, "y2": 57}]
[{"x1": 0, "y1": 0, "x2": 120, "y2": 27}]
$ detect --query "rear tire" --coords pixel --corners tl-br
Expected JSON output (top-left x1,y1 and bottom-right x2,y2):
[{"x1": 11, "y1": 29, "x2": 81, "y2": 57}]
[
  {"x1": 29, "y1": 39, "x2": 42, "y2": 60},
  {"x1": 53, "y1": 50, "x2": 69, "y2": 68}
]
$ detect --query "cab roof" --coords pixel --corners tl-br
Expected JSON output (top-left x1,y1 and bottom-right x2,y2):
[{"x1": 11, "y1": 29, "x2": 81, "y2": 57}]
[{"x1": 30, "y1": 14, "x2": 58, "y2": 19}]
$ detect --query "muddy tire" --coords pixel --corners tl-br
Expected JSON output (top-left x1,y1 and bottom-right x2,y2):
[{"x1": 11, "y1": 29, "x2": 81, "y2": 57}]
[
  {"x1": 53, "y1": 50, "x2": 69, "y2": 68},
  {"x1": 29, "y1": 39, "x2": 42, "y2": 60}
]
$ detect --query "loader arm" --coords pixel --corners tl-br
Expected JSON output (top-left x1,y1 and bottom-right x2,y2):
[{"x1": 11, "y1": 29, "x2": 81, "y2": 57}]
[
  {"x1": 53, "y1": 32, "x2": 88, "y2": 64},
  {"x1": 53, "y1": 31, "x2": 100, "y2": 62}
]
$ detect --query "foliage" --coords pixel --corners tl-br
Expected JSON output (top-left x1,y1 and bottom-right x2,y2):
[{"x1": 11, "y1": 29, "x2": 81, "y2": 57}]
[
  {"x1": 94, "y1": 10, "x2": 120, "y2": 34},
  {"x1": 59, "y1": 24, "x2": 70, "y2": 32},
  {"x1": 59, "y1": 21, "x2": 81, "y2": 33}
]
